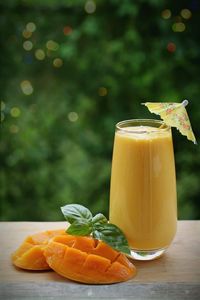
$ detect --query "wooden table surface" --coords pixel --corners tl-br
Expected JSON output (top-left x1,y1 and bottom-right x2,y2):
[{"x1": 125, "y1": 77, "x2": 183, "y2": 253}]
[{"x1": 0, "y1": 221, "x2": 200, "y2": 299}]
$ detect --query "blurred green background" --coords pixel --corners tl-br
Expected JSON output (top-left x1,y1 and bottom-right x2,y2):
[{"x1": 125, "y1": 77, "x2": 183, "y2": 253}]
[{"x1": 0, "y1": 0, "x2": 200, "y2": 221}]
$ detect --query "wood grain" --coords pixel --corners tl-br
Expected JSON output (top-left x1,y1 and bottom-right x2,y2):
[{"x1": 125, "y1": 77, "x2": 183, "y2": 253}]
[{"x1": 0, "y1": 221, "x2": 200, "y2": 299}]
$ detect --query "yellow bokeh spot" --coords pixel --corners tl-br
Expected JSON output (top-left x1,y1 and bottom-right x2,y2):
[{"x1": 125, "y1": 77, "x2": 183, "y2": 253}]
[
  {"x1": 68, "y1": 112, "x2": 78, "y2": 122},
  {"x1": 53, "y1": 58, "x2": 63, "y2": 68},
  {"x1": 46, "y1": 40, "x2": 59, "y2": 51},
  {"x1": 161, "y1": 9, "x2": 171, "y2": 19},
  {"x1": 20, "y1": 80, "x2": 34, "y2": 95},
  {"x1": 98, "y1": 87, "x2": 108, "y2": 96},
  {"x1": 172, "y1": 22, "x2": 186, "y2": 32},
  {"x1": 23, "y1": 40, "x2": 33, "y2": 51},
  {"x1": 85, "y1": 0, "x2": 96, "y2": 14},
  {"x1": 181, "y1": 9, "x2": 192, "y2": 19},
  {"x1": 1, "y1": 101, "x2": 6, "y2": 110},
  {"x1": 11, "y1": 107, "x2": 21, "y2": 118},
  {"x1": 10, "y1": 125, "x2": 19, "y2": 134},
  {"x1": 35, "y1": 49, "x2": 45, "y2": 60},
  {"x1": 26, "y1": 22, "x2": 36, "y2": 32},
  {"x1": 22, "y1": 30, "x2": 32, "y2": 39}
]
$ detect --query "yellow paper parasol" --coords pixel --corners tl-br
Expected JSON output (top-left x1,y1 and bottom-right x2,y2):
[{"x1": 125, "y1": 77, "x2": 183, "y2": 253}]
[{"x1": 143, "y1": 100, "x2": 197, "y2": 144}]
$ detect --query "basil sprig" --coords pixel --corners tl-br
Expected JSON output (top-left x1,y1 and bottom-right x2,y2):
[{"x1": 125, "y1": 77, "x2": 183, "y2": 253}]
[{"x1": 61, "y1": 204, "x2": 130, "y2": 255}]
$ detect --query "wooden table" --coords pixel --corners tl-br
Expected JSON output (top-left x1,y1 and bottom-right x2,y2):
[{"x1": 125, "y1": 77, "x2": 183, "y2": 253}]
[{"x1": 0, "y1": 221, "x2": 200, "y2": 299}]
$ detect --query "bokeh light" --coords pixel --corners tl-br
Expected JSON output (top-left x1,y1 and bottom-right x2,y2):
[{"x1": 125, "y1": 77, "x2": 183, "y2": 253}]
[
  {"x1": 85, "y1": 0, "x2": 96, "y2": 14},
  {"x1": 46, "y1": 40, "x2": 59, "y2": 51},
  {"x1": 161, "y1": 9, "x2": 171, "y2": 19},
  {"x1": 68, "y1": 112, "x2": 79, "y2": 122},
  {"x1": 10, "y1": 125, "x2": 19, "y2": 134},
  {"x1": 98, "y1": 87, "x2": 108, "y2": 96},
  {"x1": 22, "y1": 30, "x2": 32, "y2": 39},
  {"x1": 63, "y1": 26, "x2": 73, "y2": 36},
  {"x1": 172, "y1": 22, "x2": 186, "y2": 32},
  {"x1": 181, "y1": 9, "x2": 192, "y2": 19},
  {"x1": 167, "y1": 42, "x2": 176, "y2": 52},
  {"x1": 26, "y1": 22, "x2": 36, "y2": 32},
  {"x1": 20, "y1": 80, "x2": 34, "y2": 95},
  {"x1": 35, "y1": 49, "x2": 45, "y2": 60},
  {"x1": 10, "y1": 107, "x2": 21, "y2": 118},
  {"x1": 23, "y1": 41, "x2": 33, "y2": 51},
  {"x1": 53, "y1": 58, "x2": 63, "y2": 68}
]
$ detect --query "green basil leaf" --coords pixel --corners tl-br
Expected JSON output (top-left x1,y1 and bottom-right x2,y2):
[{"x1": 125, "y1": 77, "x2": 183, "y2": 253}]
[
  {"x1": 92, "y1": 223, "x2": 131, "y2": 255},
  {"x1": 92, "y1": 213, "x2": 107, "y2": 225},
  {"x1": 61, "y1": 204, "x2": 93, "y2": 224},
  {"x1": 67, "y1": 220, "x2": 92, "y2": 236}
]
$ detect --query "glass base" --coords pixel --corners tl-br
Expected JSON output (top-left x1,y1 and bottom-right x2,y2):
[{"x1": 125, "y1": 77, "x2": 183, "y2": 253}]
[{"x1": 129, "y1": 247, "x2": 167, "y2": 261}]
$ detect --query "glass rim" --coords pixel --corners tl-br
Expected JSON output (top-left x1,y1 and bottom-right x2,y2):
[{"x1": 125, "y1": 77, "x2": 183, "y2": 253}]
[{"x1": 116, "y1": 119, "x2": 170, "y2": 134}]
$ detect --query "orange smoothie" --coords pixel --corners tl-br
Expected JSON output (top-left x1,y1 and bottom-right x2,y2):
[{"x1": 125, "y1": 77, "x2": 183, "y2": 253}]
[{"x1": 109, "y1": 120, "x2": 177, "y2": 254}]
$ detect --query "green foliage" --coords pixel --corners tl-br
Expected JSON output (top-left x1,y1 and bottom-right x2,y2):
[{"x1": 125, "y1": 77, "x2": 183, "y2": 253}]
[
  {"x1": 0, "y1": 0, "x2": 200, "y2": 220},
  {"x1": 61, "y1": 203, "x2": 130, "y2": 254}
]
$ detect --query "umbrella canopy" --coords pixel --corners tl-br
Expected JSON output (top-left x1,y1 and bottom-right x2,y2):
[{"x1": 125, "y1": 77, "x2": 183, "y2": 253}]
[{"x1": 143, "y1": 100, "x2": 197, "y2": 144}]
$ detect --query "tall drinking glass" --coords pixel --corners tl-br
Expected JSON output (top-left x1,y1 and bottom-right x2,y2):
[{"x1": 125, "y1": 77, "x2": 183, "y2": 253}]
[{"x1": 109, "y1": 119, "x2": 177, "y2": 260}]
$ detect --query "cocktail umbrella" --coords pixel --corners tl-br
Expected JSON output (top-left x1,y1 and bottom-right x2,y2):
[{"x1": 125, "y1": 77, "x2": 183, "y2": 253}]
[{"x1": 143, "y1": 100, "x2": 197, "y2": 144}]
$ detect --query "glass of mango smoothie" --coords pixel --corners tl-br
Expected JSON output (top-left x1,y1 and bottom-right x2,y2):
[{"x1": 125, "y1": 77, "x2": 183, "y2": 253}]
[{"x1": 109, "y1": 119, "x2": 177, "y2": 260}]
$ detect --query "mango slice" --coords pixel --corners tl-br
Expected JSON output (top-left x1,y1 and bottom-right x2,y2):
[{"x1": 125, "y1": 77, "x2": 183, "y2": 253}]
[
  {"x1": 12, "y1": 229, "x2": 66, "y2": 270},
  {"x1": 44, "y1": 235, "x2": 136, "y2": 284}
]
